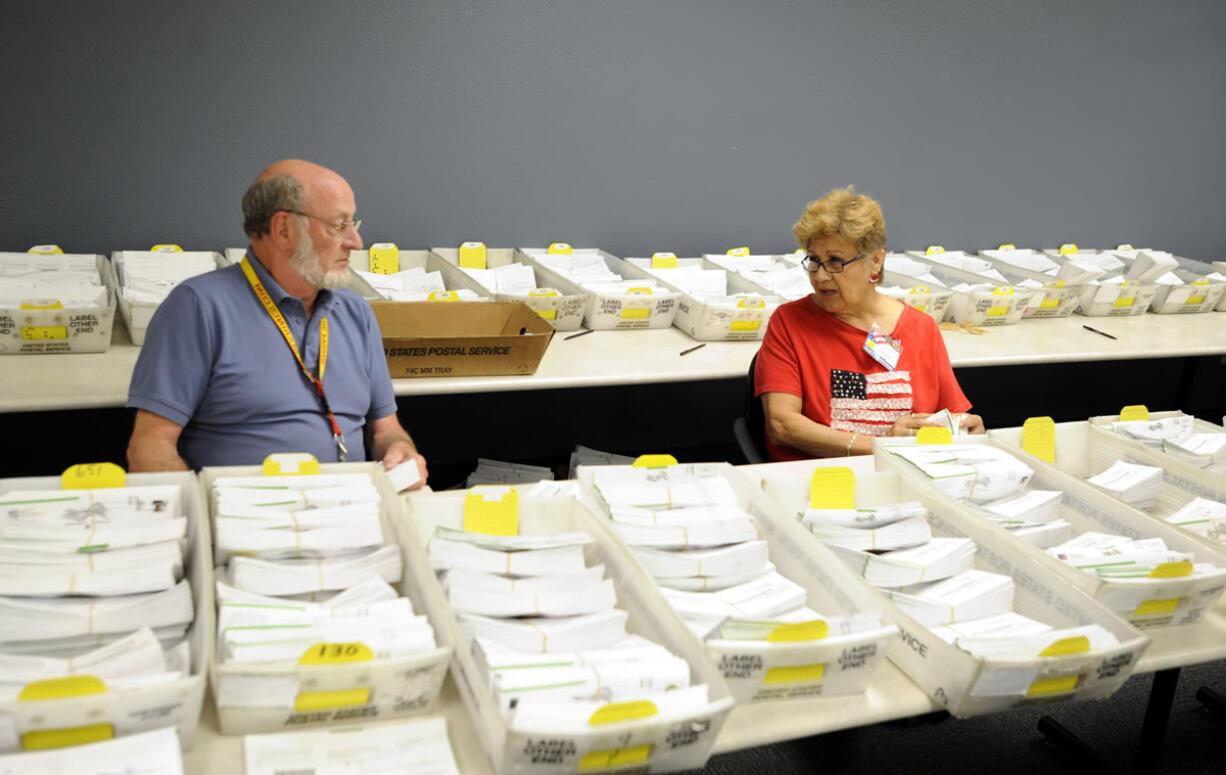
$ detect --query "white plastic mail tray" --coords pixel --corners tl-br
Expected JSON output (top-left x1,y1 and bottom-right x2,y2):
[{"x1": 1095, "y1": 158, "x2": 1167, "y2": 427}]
[
  {"x1": 578, "y1": 461, "x2": 898, "y2": 705},
  {"x1": 0, "y1": 470, "x2": 210, "y2": 752},
  {"x1": 750, "y1": 459, "x2": 1147, "y2": 718},
  {"x1": 402, "y1": 486, "x2": 734, "y2": 775},
  {"x1": 201, "y1": 461, "x2": 452, "y2": 735}
]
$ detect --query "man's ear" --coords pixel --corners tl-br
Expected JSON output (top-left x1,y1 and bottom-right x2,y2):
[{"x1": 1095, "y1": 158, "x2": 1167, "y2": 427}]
[{"x1": 269, "y1": 210, "x2": 296, "y2": 248}]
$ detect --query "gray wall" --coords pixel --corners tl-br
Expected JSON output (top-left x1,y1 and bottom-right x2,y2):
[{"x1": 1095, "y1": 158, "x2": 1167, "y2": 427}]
[{"x1": 3, "y1": 1, "x2": 1224, "y2": 260}]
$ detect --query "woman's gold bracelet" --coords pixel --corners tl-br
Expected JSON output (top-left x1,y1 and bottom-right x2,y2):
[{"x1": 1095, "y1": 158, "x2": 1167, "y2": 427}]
[{"x1": 846, "y1": 432, "x2": 859, "y2": 456}]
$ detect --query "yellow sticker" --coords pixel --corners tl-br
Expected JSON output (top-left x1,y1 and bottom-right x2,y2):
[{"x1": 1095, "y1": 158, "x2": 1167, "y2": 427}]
[
  {"x1": 651, "y1": 252, "x2": 678, "y2": 269},
  {"x1": 997, "y1": 243, "x2": 1016, "y2": 251},
  {"x1": 1038, "y1": 636, "x2": 1090, "y2": 657},
  {"x1": 1116, "y1": 243, "x2": 1134, "y2": 251},
  {"x1": 1022, "y1": 417, "x2": 1056, "y2": 463},
  {"x1": 458, "y1": 241, "x2": 487, "y2": 269},
  {"x1": 916, "y1": 427, "x2": 952, "y2": 445},
  {"x1": 1027, "y1": 674, "x2": 1080, "y2": 697},
  {"x1": 368, "y1": 243, "x2": 399, "y2": 275},
  {"x1": 21, "y1": 326, "x2": 68, "y2": 340},
  {"x1": 150, "y1": 244, "x2": 183, "y2": 253},
  {"x1": 1044, "y1": 280, "x2": 1067, "y2": 288},
  {"x1": 736, "y1": 297, "x2": 766, "y2": 309},
  {"x1": 1186, "y1": 296, "x2": 1206, "y2": 305},
  {"x1": 262, "y1": 452, "x2": 320, "y2": 476},
  {"x1": 1119, "y1": 405, "x2": 1149, "y2": 422},
  {"x1": 626, "y1": 287, "x2": 653, "y2": 296},
  {"x1": 61, "y1": 463, "x2": 126, "y2": 490},
  {"x1": 730, "y1": 320, "x2": 761, "y2": 332},
  {"x1": 810, "y1": 466, "x2": 854, "y2": 509},
  {"x1": 294, "y1": 688, "x2": 370, "y2": 711},
  {"x1": 1113, "y1": 295, "x2": 1135, "y2": 307},
  {"x1": 633, "y1": 454, "x2": 677, "y2": 468},
  {"x1": 464, "y1": 487, "x2": 518, "y2": 536},
  {"x1": 547, "y1": 242, "x2": 573, "y2": 255},
  {"x1": 298, "y1": 642, "x2": 375, "y2": 665},
  {"x1": 27, "y1": 244, "x2": 63, "y2": 254},
  {"x1": 620, "y1": 307, "x2": 650, "y2": 319},
  {"x1": 1149, "y1": 560, "x2": 1193, "y2": 578},
  {"x1": 19, "y1": 675, "x2": 108, "y2": 701},
  {"x1": 986, "y1": 306, "x2": 1010, "y2": 317},
  {"x1": 588, "y1": 700, "x2": 658, "y2": 725},
  {"x1": 578, "y1": 745, "x2": 652, "y2": 771},
  {"x1": 993, "y1": 287, "x2": 1014, "y2": 296},
  {"x1": 1134, "y1": 597, "x2": 1180, "y2": 616},
  {"x1": 763, "y1": 664, "x2": 826, "y2": 683},
  {"x1": 909, "y1": 286, "x2": 930, "y2": 294},
  {"x1": 913, "y1": 305, "x2": 927, "y2": 313},
  {"x1": 536, "y1": 308, "x2": 557, "y2": 321},
  {"x1": 427, "y1": 290, "x2": 459, "y2": 302},
  {"x1": 925, "y1": 245, "x2": 945, "y2": 255},
  {"x1": 19, "y1": 298, "x2": 63, "y2": 310},
  {"x1": 726, "y1": 246, "x2": 751, "y2": 256},
  {"x1": 1039, "y1": 298, "x2": 1060, "y2": 309},
  {"x1": 1059, "y1": 243, "x2": 1078, "y2": 255},
  {"x1": 22, "y1": 724, "x2": 113, "y2": 751},
  {"x1": 766, "y1": 619, "x2": 830, "y2": 642},
  {"x1": 528, "y1": 288, "x2": 560, "y2": 297},
  {"x1": 1192, "y1": 279, "x2": 1210, "y2": 286}
]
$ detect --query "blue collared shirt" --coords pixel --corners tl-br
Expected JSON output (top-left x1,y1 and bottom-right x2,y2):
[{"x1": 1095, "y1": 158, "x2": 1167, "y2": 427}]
[{"x1": 127, "y1": 251, "x2": 397, "y2": 468}]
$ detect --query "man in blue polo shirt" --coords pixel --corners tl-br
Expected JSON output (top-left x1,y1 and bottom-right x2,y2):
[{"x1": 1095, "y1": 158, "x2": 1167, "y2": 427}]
[{"x1": 125, "y1": 159, "x2": 427, "y2": 484}]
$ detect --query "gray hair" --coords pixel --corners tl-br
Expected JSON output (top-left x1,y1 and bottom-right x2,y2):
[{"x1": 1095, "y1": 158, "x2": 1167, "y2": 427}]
[{"x1": 241, "y1": 174, "x2": 307, "y2": 238}]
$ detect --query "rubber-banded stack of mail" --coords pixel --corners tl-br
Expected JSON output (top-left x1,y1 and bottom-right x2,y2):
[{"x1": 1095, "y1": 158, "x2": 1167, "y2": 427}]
[
  {"x1": 883, "y1": 443, "x2": 1073, "y2": 549},
  {"x1": 354, "y1": 266, "x2": 481, "y2": 301},
  {"x1": 0, "y1": 484, "x2": 195, "y2": 692},
  {"x1": 465, "y1": 458, "x2": 555, "y2": 487},
  {"x1": 704, "y1": 253, "x2": 812, "y2": 300},
  {"x1": 209, "y1": 473, "x2": 435, "y2": 668},
  {"x1": 1045, "y1": 532, "x2": 1222, "y2": 581},
  {"x1": 0, "y1": 252, "x2": 108, "y2": 309},
  {"x1": 112, "y1": 251, "x2": 217, "y2": 305},
  {"x1": 455, "y1": 260, "x2": 540, "y2": 295},
  {"x1": 1112, "y1": 415, "x2": 1226, "y2": 474},
  {"x1": 530, "y1": 250, "x2": 673, "y2": 299},
  {"x1": 1165, "y1": 498, "x2": 1226, "y2": 543},
  {"x1": 590, "y1": 467, "x2": 883, "y2": 643},
  {"x1": 1086, "y1": 461, "x2": 1164, "y2": 510},
  {"x1": 428, "y1": 526, "x2": 709, "y2": 721}
]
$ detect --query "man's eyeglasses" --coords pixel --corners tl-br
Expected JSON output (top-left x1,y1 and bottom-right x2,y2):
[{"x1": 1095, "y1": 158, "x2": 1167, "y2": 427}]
[
  {"x1": 280, "y1": 209, "x2": 362, "y2": 235},
  {"x1": 802, "y1": 253, "x2": 865, "y2": 274}
]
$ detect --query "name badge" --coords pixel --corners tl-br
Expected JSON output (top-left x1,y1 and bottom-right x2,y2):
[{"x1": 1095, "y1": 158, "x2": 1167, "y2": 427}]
[{"x1": 863, "y1": 323, "x2": 902, "y2": 371}]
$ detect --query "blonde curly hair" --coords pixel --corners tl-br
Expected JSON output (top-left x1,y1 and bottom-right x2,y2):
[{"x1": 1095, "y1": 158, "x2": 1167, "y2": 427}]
[{"x1": 793, "y1": 186, "x2": 887, "y2": 255}]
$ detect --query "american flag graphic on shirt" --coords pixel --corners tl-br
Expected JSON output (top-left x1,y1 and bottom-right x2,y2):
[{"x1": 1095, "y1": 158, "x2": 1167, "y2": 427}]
[{"x1": 830, "y1": 369, "x2": 913, "y2": 435}]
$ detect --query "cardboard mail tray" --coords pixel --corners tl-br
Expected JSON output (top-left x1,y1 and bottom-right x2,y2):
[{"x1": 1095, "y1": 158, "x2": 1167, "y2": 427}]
[
  {"x1": 433, "y1": 247, "x2": 589, "y2": 332},
  {"x1": 370, "y1": 301, "x2": 554, "y2": 378}
]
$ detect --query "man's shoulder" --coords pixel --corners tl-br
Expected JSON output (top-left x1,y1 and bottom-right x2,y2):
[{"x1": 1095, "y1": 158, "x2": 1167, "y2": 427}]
[
  {"x1": 168, "y1": 263, "x2": 245, "y2": 304},
  {"x1": 327, "y1": 287, "x2": 378, "y2": 323}
]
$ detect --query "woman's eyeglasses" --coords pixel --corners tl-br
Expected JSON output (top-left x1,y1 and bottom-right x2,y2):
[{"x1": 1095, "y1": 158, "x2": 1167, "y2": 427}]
[{"x1": 801, "y1": 253, "x2": 865, "y2": 274}]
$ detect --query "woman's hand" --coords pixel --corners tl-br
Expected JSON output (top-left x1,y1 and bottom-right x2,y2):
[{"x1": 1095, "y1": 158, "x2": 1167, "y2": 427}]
[
  {"x1": 888, "y1": 413, "x2": 932, "y2": 437},
  {"x1": 959, "y1": 413, "x2": 986, "y2": 434}
]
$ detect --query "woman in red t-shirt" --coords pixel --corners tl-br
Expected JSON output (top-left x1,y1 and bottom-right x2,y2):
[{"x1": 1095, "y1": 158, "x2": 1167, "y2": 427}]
[{"x1": 754, "y1": 187, "x2": 985, "y2": 461}]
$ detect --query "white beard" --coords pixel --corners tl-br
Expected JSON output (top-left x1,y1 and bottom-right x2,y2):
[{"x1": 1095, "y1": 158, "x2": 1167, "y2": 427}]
[{"x1": 290, "y1": 221, "x2": 350, "y2": 290}]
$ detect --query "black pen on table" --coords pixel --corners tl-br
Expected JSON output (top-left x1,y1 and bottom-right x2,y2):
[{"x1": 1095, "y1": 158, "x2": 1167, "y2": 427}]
[
  {"x1": 679, "y1": 344, "x2": 706, "y2": 356},
  {"x1": 1082, "y1": 325, "x2": 1118, "y2": 341},
  {"x1": 564, "y1": 329, "x2": 595, "y2": 341}
]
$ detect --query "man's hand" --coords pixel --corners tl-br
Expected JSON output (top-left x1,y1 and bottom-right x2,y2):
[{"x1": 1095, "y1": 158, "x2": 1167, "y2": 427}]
[
  {"x1": 382, "y1": 441, "x2": 428, "y2": 490},
  {"x1": 369, "y1": 413, "x2": 427, "y2": 490}
]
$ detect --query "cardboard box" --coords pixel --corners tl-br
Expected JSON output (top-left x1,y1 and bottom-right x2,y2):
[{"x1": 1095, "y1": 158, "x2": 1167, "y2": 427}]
[
  {"x1": 433, "y1": 247, "x2": 589, "y2": 332},
  {"x1": 749, "y1": 461, "x2": 1148, "y2": 718},
  {"x1": 876, "y1": 434, "x2": 1226, "y2": 629},
  {"x1": 202, "y1": 462, "x2": 452, "y2": 735},
  {"x1": 578, "y1": 462, "x2": 898, "y2": 704},
  {"x1": 0, "y1": 253, "x2": 117, "y2": 354},
  {"x1": 0, "y1": 471, "x2": 210, "y2": 752},
  {"x1": 370, "y1": 300, "x2": 554, "y2": 378},
  {"x1": 402, "y1": 487, "x2": 735, "y2": 775}
]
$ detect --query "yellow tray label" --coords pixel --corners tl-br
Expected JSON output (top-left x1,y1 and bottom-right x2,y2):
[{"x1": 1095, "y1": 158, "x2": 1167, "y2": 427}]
[
  {"x1": 763, "y1": 663, "x2": 826, "y2": 683},
  {"x1": 299, "y1": 642, "x2": 375, "y2": 665},
  {"x1": 528, "y1": 288, "x2": 560, "y2": 297},
  {"x1": 22, "y1": 724, "x2": 113, "y2": 751},
  {"x1": 1022, "y1": 416, "x2": 1056, "y2": 463},
  {"x1": 767, "y1": 620, "x2": 830, "y2": 643},
  {"x1": 1118, "y1": 405, "x2": 1149, "y2": 422},
  {"x1": 730, "y1": 320, "x2": 761, "y2": 332},
  {"x1": 633, "y1": 454, "x2": 677, "y2": 468},
  {"x1": 61, "y1": 463, "x2": 126, "y2": 490},
  {"x1": 726, "y1": 246, "x2": 751, "y2": 256},
  {"x1": 1113, "y1": 295, "x2": 1135, "y2": 307},
  {"x1": 458, "y1": 241, "x2": 487, "y2": 269},
  {"x1": 19, "y1": 675, "x2": 107, "y2": 701},
  {"x1": 588, "y1": 700, "x2": 658, "y2": 725},
  {"x1": 1059, "y1": 243, "x2": 1078, "y2": 255},
  {"x1": 1038, "y1": 636, "x2": 1090, "y2": 657},
  {"x1": 27, "y1": 244, "x2": 63, "y2": 254},
  {"x1": 997, "y1": 243, "x2": 1016, "y2": 250},
  {"x1": 810, "y1": 466, "x2": 854, "y2": 509},
  {"x1": 262, "y1": 452, "x2": 320, "y2": 476},
  {"x1": 547, "y1": 242, "x2": 573, "y2": 255},
  {"x1": 986, "y1": 306, "x2": 1010, "y2": 317},
  {"x1": 925, "y1": 245, "x2": 945, "y2": 255},
  {"x1": 368, "y1": 243, "x2": 399, "y2": 274},
  {"x1": 294, "y1": 687, "x2": 370, "y2": 711},
  {"x1": 916, "y1": 427, "x2": 952, "y2": 445},
  {"x1": 535, "y1": 308, "x2": 557, "y2": 321},
  {"x1": 1039, "y1": 298, "x2": 1060, "y2": 309},
  {"x1": 620, "y1": 307, "x2": 650, "y2": 319},
  {"x1": 22, "y1": 325, "x2": 67, "y2": 340},
  {"x1": 427, "y1": 290, "x2": 459, "y2": 302},
  {"x1": 651, "y1": 252, "x2": 677, "y2": 269},
  {"x1": 150, "y1": 244, "x2": 183, "y2": 253},
  {"x1": 464, "y1": 487, "x2": 518, "y2": 536},
  {"x1": 1149, "y1": 560, "x2": 1193, "y2": 578},
  {"x1": 1027, "y1": 674, "x2": 1080, "y2": 696},
  {"x1": 1134, "y1": 597, "x2": 1180, "y2": 616},
  {"x1": 578, "y1": 744, "x2": 652, "y2": 771},
  {"x1": 19, "y1": 299, "x2": 64, "y2": 310}
]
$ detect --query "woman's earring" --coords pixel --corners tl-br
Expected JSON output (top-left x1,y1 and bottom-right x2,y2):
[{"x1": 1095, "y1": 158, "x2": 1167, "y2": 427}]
[{"x1": 869, "y1": 272, "x2": 880, "y2": 283}]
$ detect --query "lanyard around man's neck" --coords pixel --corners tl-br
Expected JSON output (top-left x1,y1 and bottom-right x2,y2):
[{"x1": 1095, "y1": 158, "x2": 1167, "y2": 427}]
[{"x1": 240, "y1": 256, "x2": 348, "y2": 461}]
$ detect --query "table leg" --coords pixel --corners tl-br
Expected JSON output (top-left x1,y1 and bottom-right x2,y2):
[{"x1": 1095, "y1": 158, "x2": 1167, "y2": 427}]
[{"x1": 1133, "y1": 667, "x2": 1181, "y2": 775}]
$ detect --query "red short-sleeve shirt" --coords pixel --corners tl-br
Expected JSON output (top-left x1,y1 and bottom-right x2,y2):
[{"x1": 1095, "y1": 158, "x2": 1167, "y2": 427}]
[{"x1": 754, "y1": 297, "x2": 970, "y2": 461}]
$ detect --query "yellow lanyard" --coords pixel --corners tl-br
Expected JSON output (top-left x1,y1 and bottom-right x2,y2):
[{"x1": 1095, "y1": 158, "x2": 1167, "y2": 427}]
[{"x1": 240, "y1": 256, "x2": 347, "y2": 460}]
